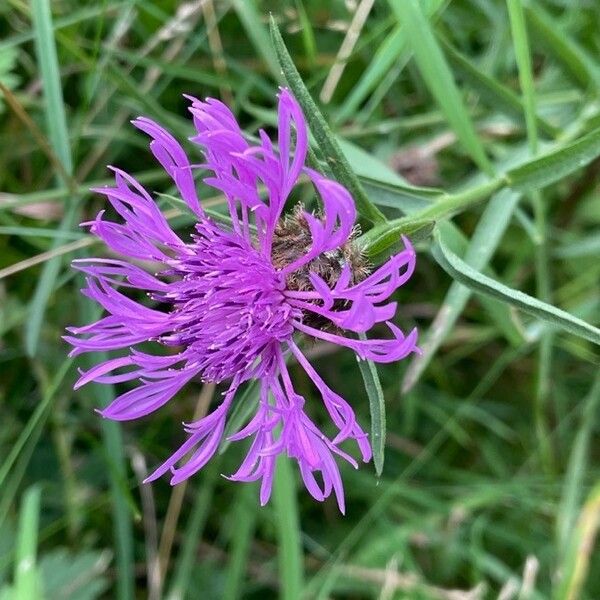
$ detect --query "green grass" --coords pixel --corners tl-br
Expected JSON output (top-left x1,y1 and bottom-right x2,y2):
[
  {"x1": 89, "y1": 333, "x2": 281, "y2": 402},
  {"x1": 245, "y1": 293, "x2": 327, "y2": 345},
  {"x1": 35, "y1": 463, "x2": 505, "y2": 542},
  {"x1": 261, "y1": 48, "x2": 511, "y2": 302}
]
[{"x1": 1, "y1": 1, "x2": 600, "y2": 598}]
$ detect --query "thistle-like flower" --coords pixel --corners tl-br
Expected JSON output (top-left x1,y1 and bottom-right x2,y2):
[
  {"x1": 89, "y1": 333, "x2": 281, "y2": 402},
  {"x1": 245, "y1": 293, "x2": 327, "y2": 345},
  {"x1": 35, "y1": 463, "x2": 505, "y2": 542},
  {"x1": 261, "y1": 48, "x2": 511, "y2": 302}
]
[{"x1": 66, "y1": 90, "x2": 418, "y2": 513}]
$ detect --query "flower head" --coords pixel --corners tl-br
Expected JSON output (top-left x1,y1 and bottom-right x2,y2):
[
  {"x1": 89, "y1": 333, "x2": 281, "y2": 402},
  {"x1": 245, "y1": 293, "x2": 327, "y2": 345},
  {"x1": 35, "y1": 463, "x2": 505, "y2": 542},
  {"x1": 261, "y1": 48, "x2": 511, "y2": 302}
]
[{"x1": 66, "y1": 89, "x2": 418, "y2": 513}]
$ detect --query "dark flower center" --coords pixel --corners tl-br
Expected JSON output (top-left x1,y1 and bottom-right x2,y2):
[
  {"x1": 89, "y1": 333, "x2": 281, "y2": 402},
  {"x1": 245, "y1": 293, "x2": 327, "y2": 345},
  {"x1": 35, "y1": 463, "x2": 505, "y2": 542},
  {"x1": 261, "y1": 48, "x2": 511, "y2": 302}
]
[{"x1": 271, "y1": 205, "x2": 370, "y2": 329}]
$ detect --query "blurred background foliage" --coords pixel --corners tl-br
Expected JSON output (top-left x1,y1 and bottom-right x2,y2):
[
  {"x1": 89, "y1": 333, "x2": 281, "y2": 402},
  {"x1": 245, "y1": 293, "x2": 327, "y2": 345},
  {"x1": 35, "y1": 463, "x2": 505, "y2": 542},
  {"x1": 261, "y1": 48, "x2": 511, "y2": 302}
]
[{"x1": 1, "y1": 0, "x2": 599, "y2": 598}]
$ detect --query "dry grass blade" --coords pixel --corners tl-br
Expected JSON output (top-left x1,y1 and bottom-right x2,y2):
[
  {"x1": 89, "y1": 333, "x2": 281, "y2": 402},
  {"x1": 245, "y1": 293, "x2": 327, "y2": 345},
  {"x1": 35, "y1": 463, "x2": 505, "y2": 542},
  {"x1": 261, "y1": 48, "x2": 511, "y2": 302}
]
[
  {"x1": 320, "y1": 0, "x2": 376, "y2": 104},
  {"x1": 0, "y1": 238, "x2": 94, "y2": 280}
]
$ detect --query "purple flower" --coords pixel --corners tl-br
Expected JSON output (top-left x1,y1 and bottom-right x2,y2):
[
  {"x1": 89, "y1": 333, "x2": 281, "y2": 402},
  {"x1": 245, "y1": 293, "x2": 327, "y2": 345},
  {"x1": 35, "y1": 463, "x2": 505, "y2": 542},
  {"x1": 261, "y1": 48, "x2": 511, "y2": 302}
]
[{"x1": 66, "y1": 89, "x2": 418, "y2": 513}]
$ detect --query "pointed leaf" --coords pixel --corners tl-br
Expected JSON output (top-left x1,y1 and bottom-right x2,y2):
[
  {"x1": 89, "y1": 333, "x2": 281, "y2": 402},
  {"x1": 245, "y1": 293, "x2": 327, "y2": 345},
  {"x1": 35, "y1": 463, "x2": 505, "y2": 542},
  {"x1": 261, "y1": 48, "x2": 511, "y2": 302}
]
[
  {"x1": 269, "y1": 16, "x2": 386, "y2": 225},
  {"x1": 432, "y1": 230, "x2": 600, "y2": 345},
  {"x1": 506, "y1": 127, "x2": 600, "y2": 191},
  {"x1": 357, "y1": 333, "x2": 386, "y2": 476}
]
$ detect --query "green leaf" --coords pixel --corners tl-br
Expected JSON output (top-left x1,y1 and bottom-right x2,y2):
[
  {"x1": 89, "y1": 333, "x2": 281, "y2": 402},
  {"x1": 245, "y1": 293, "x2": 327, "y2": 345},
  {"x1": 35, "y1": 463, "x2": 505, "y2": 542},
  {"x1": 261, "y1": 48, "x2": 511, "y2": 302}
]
[
  {"x1": 219, "y1": 380, "x2": 260, "y2": 455},
  {"x1": 432, "y1": 229, "x2": 600, "y2": 346},
  {"x1": 269, "y1": 16, "x2": 386, "y2": 225},
  {"x1": 0, "y1": 360, "x2": 72, "y2": 493},
  {"x1": 336, "y1": 24, "x2": 407, "y2": 124},
  {"x1": 294, "y1": 0, "x2": 317, "y2": 69},
  {"x1": 222, "y1": 484, "x2": 258, "y2": 600},
  {"x1": 506, "y1": 127, "x2": 600, "y2": 191},
  {"x1": 26, "y1": 0, "x2": 78, "y2": 356},
  {"x1": 356, "y1": 334, "x2": 386, "y2": 476},
  {"x1": 110, "y1": 48, "x2": 230, "y2": 89},
  {"x1": 389, "y1": 0, "x2": 493, "y2": 175},
  {"x1": 338, "y1": 138, "x2": 411, "y2": 188},
  {"x1": 361, "y1": 179, "x2": 439, "y2": 216},
  {"x1": 361, "y1": 218, "x2": 435, "y2": 259},
  {"x1": 0, "y1": 4, "x2": 116, "y2": 52},
  {"x1": 231, "y1": 0, "x2": 282, "y2": 82},
  {"x1": 555, "y1": 481, "x2": 600, "y2": 600},
  {"x1": 273, "y1": 456, "x2": 304, "y2": 600},
  {"x1": 554, "y1": 234, "x2": 600, "y2": 259},
  {"x1": 80, "y1": 304, "x2": 135, "y2": 600}
]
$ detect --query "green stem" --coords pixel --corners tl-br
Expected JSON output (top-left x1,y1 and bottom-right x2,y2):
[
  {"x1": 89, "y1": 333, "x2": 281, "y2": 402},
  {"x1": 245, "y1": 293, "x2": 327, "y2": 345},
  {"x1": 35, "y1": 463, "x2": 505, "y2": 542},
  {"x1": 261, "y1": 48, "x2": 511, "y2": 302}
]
[
  {"x1": 361, "y1": 176, "x2": 504, "y2": 255},
  {"x1": 273, "y1": 456, "x2": 304, "y2": 600}
]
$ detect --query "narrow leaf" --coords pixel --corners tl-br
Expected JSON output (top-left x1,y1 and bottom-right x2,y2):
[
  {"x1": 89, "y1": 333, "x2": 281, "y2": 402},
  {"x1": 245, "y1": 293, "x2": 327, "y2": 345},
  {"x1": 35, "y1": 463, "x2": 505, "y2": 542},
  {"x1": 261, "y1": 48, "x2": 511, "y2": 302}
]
[
  {"x1": 273, "y1": 456, "x2": 304, "y2": 600},
  {"x1": 27, "y1": 0, "x2": 78, "y2": 356},
  {"x1": 360, "y1": 177, "x2": 504, "y2": 256},
  {"x1": 231, "y1": 0, "x2": 282, "y2": 81},
  {"x1": 507, "y1": 0, "x2": 539, "y2": 153},
  {"x1": 222, "y1": 484, "x2": 258, "y2": 600},
  {"x1": 556, "y1": 481, "x2": 600, "y2": 600},
  {"x1": 166, "y1": 461, "x2": 221, "y2": 600},
  {"x1": 432, "y1": 230, "x2": 600, "y2": 345},
  {"x1": 357, "y1": 334, "x2": 386, "y2": 476},
  {"x1": 269, "y1": 16, "x2": 386, "y2": 225},
  {"x1": 14, "y1": 487, "x2": 42, "y2": 600},
  {"x1": 506, "y1": 127, "x2": 600, "y2": 191},
  {"x1": 557, "y1": 374, "x2": 600, "y2": 553}
]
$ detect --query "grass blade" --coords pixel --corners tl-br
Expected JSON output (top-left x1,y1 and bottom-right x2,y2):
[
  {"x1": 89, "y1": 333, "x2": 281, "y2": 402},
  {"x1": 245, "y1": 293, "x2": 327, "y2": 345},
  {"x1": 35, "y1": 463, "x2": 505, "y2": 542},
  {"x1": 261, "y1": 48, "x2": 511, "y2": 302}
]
[
  {"x1": 80, "y1": 302, "x2": 135, "y2": 600},
  {"x1": 273, "y1": 456, "x2": 303, "y2": 600},
  {"x1": 222, "y1": 484, "x2": 258, "y2": 600},
  {"x1": 0, "y1": 359, "x2": 72, "y2": 492},
  {"x1": 219, "y1": 380, "x2": 260, "y2": 455},
  {"x1": 556, "y1": 373, "x2": 600, "y2": 552},
  {"x1": 356, "y1": 334, "x2": 386, "y2": 476},
  {"x1": 336, "y1": 24, "x2": 406, "y2": 123},
  {"x1": 389, "y1": 0, "x2": 493, "y2": 175},
  {"x1": 231, "y1": 0, "x2": 281, "y2": 81},
  {"x1": 294, "y1": 0, "x2": 317, "y2": 69},
  {"x1": 507, "y1": 0, "x2": 555, "y2": 474},
  {"x1": 555, "y1": 481, "x2": 600, "y2": 600},
  {"x1": 507, "y1": 0, "x2": 538, "y2": 153},
  {"x1": 431, "y1": 230, "x2": 600, "y2": 345},
  {"x1": 14, "y1": 486, "x2": 42, "y2": 600},
  {"x1": 441, "y1": 35, "x2": 558, "y2": 138},
  {"x1": 0, "y1": 359, "x2": 72, "y2": 532},
  {"x1": 27, "y1": 0, "x2": 77, "y2": 356},
  {"x1": 30, "y1": 0, "x2": 72, "y2": 173},
  {"x1": 98, "y1": 417, "x2": 135, "y2": 600},
  {"x1": 525, "y1": 3, "x2": 600, "y2": 91},
  {"x1": 269, "y1": 16, "x2": 386, "y2": 225}
]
